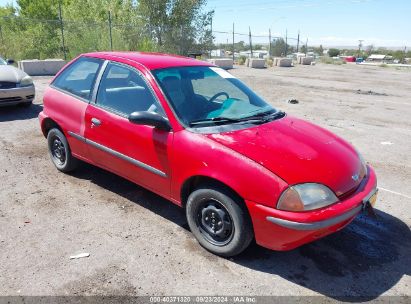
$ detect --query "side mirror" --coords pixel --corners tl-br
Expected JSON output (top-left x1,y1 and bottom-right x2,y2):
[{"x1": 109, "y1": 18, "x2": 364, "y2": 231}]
[
  {"x1": 128, "y1": 111, "x2": 171, "y2": 131},
  {"x1": 6, "y1": 59, "x2": 15, "y2": 65}
]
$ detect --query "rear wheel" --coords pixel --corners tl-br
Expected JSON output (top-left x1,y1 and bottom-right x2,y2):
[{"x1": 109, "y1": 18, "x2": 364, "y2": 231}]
[
  {"x1": 47, "y1": 128, "x2": 78, "y2": 172},
  {"x1": 186, "y1": 186, "x2": 253, "y2": 257}
]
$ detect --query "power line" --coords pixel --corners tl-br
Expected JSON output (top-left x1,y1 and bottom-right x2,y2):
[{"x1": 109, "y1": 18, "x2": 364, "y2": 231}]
[{"x1": 209, "y1": 0, "x2": 377, "y2": 12}]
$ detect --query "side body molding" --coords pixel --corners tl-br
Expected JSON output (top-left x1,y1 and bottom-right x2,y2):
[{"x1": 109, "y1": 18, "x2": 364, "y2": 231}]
[{"x1": 67, "y1": 131, "x2": 167, "y2": 178}]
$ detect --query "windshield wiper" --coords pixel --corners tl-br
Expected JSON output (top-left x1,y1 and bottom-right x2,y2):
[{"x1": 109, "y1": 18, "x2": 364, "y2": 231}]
[
  {"x1": 189, "y1": 111, "x2": 286, "y2": 127},
  {"x1": 244, "y1": 110, "x2": 286, "y2": 120},
  {"x1": 189, "y1": 117, "x2": 245, "y2": 127}
]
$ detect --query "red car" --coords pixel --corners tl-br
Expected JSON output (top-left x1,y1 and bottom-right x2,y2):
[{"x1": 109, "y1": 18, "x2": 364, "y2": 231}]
[{"x1": 39, "y1": 52, "x2": 378, "y2": 257}]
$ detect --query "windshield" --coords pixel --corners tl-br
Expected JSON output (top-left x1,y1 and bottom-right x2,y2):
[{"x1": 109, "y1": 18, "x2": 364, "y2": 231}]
[
  {"x1": 0, "y1": 57, "x2": 6, "y2": 65},
  {"x1": 152, "y1": 66, "x2": 278, "y2": 127}
]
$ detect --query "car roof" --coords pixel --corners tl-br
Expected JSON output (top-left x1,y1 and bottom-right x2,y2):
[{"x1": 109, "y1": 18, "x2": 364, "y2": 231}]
[{"x1": 84, "y1": 52, "x2": 212, "y2": 70}]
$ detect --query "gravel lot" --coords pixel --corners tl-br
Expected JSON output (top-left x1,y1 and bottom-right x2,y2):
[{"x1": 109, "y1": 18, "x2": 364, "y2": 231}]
[{"x1": 0, "y1": 63, "x2": 410, "y2": 300}]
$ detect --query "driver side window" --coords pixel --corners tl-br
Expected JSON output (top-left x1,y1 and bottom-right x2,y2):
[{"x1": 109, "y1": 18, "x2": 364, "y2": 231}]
[
  {"x1": 96, "y1": 63, "x2": 165, "y2": 117},
  {"x1": 191, "y1": 73, "x2": 249, "y2": 102}
]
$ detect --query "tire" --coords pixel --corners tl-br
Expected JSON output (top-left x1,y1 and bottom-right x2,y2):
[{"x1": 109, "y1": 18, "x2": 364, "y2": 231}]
[
  {"x1": 47, "y1": 128, "x2": 78, "y2": 172},
  {"x1": 186, "y1": 186, "x2": 253, "y2": 257},
  {"x1": 19, "y1": 101, "x2": 32, "y2": 107}
]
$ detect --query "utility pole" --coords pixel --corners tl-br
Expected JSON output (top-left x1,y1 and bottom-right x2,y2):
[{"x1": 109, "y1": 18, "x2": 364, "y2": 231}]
[
  {"x1": 285, "y1": 29, "x2": 288, "y2": 56},
  {"x1": 108, "y1": 11, "x2": 113, "y2": 51},
  {"x1": 232, "y1": 23, "x2": 235, "y2": 62},
  {"x1": 305, "y1": 38, "x2": 308, "y2": 55},
  {"x1": 358, "y1": 40, "x2": 364, "y2": 57},
  {"x1": 249, "y1": 26, "x2": 253, "y2": 58},
  {"x1": 58, "y1": 0, "x2": 67, "y2": 61},
  {"x1": 297, "y1": 30, "x2": 300, "y2": 53},
  {"x1": 269, "y1": 28, "x2": 272, "y2": 57},
  {"x1": 210, "y1": 17, "x2": 213, "y2": 58}
]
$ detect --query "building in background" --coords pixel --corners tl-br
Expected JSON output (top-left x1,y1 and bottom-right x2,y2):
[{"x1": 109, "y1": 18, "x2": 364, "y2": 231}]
[{"x1": 367, "y1": 54, "x2": 394, "y2": 63}]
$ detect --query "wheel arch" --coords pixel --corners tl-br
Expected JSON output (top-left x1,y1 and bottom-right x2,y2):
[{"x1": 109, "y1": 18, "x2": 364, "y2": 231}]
[
  {"x1": 181, "y1": 175, "x2": 245, "y2": 210},
  {"x1": 41, "y1": 117, "x2": 63, "y2": 138}
]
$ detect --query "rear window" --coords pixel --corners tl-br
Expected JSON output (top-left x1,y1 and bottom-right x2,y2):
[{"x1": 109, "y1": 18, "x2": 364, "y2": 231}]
[{"x1": 52, "y1": 57, "x2": 103, "y2": 101}]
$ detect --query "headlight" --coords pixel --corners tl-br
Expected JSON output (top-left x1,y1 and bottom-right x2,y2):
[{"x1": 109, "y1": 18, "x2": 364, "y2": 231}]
[
  {"x1": 19, "y1": 76, "x2": 33, "y2": 87},
  {"x1": 356, "y1": 150, "x2": 368, "y2": 178},
  {"x1": 277, "y1": 183, "x2": 339, "y2": 212}
]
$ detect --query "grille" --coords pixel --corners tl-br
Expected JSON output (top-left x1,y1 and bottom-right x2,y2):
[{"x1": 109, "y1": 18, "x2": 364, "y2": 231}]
[
  {"x1": 0, "y1": 96, "x2": 23, "y2": 103},
  {"x1": 0, "y1": 81, "x2": 17, "y2": 89}
]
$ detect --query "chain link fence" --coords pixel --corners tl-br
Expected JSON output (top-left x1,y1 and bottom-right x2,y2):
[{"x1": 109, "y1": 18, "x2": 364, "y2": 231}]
[
  {"x1": 0, "y1": 15, "x2": 309, "y2": 63},
  {"x1": 0, "y1": 15, "x2": 146, "y2": 60},
  {"x1": 210, "y1": 27, "x2": 309, "y2": 62}
]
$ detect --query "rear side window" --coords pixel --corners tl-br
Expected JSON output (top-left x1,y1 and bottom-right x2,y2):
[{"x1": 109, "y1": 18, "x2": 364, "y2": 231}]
[
  {"x1": 53, "y1": 57, "x2": 103, "y2": 101},
  {"x1": 96, "y1": 63, "x2": 164, "y2": 116}
]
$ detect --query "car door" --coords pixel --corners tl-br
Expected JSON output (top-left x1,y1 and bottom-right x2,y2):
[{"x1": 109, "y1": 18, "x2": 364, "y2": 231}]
[
  {"x1": 84, "y1": 61, "x2": 173, "y2": 197},
  {"x1": 50, "y1": 56, "x2": 104, "y2": 159}
]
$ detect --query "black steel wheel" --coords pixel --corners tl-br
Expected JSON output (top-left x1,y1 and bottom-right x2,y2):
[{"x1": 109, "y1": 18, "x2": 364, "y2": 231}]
[
  {"x1": 47, "y1": 128, "x2": 78, "y2": 172},
  {"x1": 51, "y1": 136, "x2": 66, "y2": 166},
  {"x1": 186, "y1": 186, "x2": 253, "y2": 257},
  {"x1": 196, "y1": 199, "x2": 234, "y2": 246}
]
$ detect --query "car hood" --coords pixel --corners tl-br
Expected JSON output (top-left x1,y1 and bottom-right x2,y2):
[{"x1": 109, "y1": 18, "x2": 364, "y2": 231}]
[
  {"x1": 205, "y1": 115, "x2": 365, "y2": 196},
  {"x1": 0, "y1": 65, "x2": 27, "y2": 83}
]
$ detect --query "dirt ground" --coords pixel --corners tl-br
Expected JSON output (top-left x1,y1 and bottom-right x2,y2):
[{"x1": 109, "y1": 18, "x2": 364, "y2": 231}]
[{"x1": 0, "y1": 63, "x2": 410, "y2": 301}]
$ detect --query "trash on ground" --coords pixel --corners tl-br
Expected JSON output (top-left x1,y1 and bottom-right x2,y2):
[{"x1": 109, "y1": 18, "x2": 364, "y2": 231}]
[
  {"x1": 69, "y1": 252, "x2": 90, "y2": 259},
  {"x1": 287, "y1": 99, "x2": 299, "y2": 104},
  {"x1": 380, "y1": 141, "x2": 394, "y2": 145},
  {"x1": 356, "y1": 89, "x2": 388, "y2": 96}
]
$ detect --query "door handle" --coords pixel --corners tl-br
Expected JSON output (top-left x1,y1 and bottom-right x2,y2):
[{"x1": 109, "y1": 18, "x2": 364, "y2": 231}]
[{"x1": 91, "y1": 117, "x2": 101, "y2": 127}]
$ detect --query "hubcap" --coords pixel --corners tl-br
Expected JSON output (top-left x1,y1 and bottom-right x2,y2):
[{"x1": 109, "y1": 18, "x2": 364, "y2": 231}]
[
  {"x1": 51, "y1": 137, "x2": 66, "y2": 165},
  {"x1": 196, "y1": 200, "x2": 234, "y2": 246}
]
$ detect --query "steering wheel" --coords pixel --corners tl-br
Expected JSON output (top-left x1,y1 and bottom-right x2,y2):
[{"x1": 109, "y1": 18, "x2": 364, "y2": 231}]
[{"x1": 209, "y1": 92, "x2": 229, "y2": 103}]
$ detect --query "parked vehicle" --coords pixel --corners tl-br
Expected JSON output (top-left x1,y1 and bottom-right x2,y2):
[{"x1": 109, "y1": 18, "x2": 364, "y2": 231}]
[
  {"x1": 0, "y1": 56, "x2": 35, "y2": 107},
  {"x1": 39, "y1": 52, "x2": 378, "y2": 257},
  {"x1": 344, "y1": 56, "x2": 356, "y2": 63}
]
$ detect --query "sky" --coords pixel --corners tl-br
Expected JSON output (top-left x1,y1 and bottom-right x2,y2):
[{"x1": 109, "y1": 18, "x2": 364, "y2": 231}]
[
  {"x1": 206, "y1": 0, "x2": 411, "y2": 47},
  {"x1": 1, "y1": 0, "x2": 410, "y2": 48}
]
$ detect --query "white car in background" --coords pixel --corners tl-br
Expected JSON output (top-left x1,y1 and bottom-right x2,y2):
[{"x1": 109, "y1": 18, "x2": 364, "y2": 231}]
[{"x1": 0, "y1": 56, "x2": 35, "y2": 107}]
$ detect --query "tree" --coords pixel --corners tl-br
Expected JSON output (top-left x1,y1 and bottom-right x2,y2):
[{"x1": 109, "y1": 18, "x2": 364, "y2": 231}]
[
  {"x1": 0, "y1": 5, "x2": 16, "y2": 57},
  {"x1": 217, "y1": 41, "x2": 248, "y2": 52},
  {"x1": 137, "y1": 0, "x2": 214, "y2": 55},
  {"x1": 328, "y1": 48, "x2": 340, "y2": 57},
  {"x1": 271, "y1": 38, "x2": 288, "y2": 57},
  {"x1": 0, "y1": 5, "x2": 15, "y2": 18},
  {"x1": 62, "y1": 0, "x2": 141, "y2": 56},
  {"x1": 0, "y1": 0, "x2": 214, "y2": 60},
  {"x1": 366, "y1": 44, "x2": 374, "y2": 56},
  {"x1": 254, "y1": 44, "x2": 264, "y2": 51},
  {"x1": 300, "y1": 44, "x2": 307, "y2": 54},
  {"x1": 16, "y1": 0, "x2": 61, "y2": 59}
]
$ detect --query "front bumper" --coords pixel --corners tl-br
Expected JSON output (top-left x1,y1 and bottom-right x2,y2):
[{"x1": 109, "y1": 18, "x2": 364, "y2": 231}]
[
  {"x1": 246, "y1": 166, "x2": 377, "y2": 251},
  {"x1": 0, "y1": 85, "x2": 35, "y2": 106}
]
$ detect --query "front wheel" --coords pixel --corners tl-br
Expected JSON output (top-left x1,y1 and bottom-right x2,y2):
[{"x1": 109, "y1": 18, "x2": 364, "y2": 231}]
[
  {"x1": 186, "y1": 186, "x2": 253, "y2": 257},
  {"x1": 47, "y1": 128, "x2": 78, "y2": 172}
]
